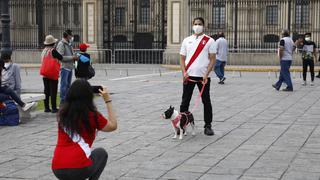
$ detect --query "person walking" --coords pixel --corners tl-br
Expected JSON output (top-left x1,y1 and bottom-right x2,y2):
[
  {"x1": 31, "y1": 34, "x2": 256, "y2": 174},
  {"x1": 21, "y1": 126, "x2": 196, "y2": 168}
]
[
  {"x1": 273, "y1": 30, "x2": 298, "y2": 92},
  {"x1": 298, "y1": 33, "x2": 317, "y2": 86},
  {"x1": 40, "y1": 35, "x2": 63, "y2": 113},
  {"x1": 179, "y1": 17, "x2": 216, "y2": 136},
  {"x1": 214, "y1": 32, "x2": 228, "y2": 84},
  {"x1": 56, "y1": 29, "x2": 79, "y2": 105},
  {"x1": 52, "y1": 79, "x2": 117, "y2": 180}
]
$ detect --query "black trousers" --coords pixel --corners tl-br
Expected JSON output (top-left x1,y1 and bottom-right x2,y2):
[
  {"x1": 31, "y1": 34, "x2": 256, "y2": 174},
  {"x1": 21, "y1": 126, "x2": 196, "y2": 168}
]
[
  {"x1": 53, "y1": 148, "x2": 108, "y2": 180},
  {"x1": 43, "y1": 77, "x2": 58, "y2": 110},
  {"x1": 180, "y1": 76, "x2": 212, "y2": 128},
  {"x1": 0, "y1": 86, "x2": 25, "y2": 107},
  {"x1": 302, "y1": 59, "x2": 314, "y2": 81}
]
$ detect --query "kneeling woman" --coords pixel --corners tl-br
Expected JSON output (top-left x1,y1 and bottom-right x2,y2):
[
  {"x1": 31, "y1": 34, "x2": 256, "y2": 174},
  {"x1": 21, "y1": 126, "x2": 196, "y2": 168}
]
[{"x1": 51, "y1": 79, "x2": 117, "y2": 180}]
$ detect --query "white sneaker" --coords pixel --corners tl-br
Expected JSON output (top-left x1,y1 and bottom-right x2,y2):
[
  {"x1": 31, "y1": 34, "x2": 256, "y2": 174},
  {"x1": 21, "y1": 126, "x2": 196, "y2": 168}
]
[
  {"x1": 310, "y1": 81, "x2": 315, "y2": 86},
  {"x1": 22, "y1": 102, "x2": 36, "y2": 111},
  {"x1": 302, "y1": 81, "x2": 307, "y2": 86}
]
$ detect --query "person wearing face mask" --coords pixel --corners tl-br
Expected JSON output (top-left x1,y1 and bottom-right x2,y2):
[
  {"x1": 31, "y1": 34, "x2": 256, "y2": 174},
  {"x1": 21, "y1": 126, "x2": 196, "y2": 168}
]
[
  {"x1": 297, "y1": 32, "x2": 317, "y2": 86},
  {"x1": 56, "y1": 29, "x2": 79, "y2": 105},
  {"x1": 180, "y1": 17, "x2": 216, "y2": 136}
]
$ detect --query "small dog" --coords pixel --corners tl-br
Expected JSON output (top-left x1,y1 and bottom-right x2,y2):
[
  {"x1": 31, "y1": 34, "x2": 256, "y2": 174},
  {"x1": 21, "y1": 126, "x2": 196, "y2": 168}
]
[{"x1": 162, "y1": 106, "x2": 195, "y2": 139}]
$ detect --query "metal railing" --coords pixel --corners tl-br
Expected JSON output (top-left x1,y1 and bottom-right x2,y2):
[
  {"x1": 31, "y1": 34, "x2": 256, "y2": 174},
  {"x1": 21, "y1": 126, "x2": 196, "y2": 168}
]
[
  {"x1": 12, "y1": 48, "x2": 319, "y2": 67},
  {"x1": 11, "y1": 49, "x2": 165, "y2": 65}
]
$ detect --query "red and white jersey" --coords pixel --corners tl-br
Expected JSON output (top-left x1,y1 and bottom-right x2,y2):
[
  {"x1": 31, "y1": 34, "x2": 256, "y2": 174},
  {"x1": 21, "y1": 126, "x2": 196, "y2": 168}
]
[
  {"x1": 180, "y1": 34, "x2": 216, "y2": 77},
  {"x1": 52, "y1": 111, "x2": 108, "y2": 169}
]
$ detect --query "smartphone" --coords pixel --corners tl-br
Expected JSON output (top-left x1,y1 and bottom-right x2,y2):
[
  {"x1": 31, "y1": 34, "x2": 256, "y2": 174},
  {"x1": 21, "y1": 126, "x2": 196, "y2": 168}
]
[{"x1": 91, "y1": 86, "x2": 103, "y2": 93}]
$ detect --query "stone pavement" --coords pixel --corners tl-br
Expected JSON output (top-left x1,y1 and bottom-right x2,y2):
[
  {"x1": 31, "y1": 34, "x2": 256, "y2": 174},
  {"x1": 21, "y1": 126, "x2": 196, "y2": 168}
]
[{"x1": 1, "y1": 65, "x2": 320, "y2": 180}]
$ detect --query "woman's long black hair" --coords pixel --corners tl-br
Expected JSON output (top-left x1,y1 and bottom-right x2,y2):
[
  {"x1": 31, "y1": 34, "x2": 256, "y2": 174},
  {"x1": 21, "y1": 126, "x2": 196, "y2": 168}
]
[{"x1": 59, "y1": 79, "x2": 97, "y2": 138}]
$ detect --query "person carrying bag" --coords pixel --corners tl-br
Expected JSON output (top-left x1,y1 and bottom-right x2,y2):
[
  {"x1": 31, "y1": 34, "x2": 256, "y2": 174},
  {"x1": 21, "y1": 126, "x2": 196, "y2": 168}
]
[{"x1": 40, "y1": 35, "x2": 63, "y2": 113}]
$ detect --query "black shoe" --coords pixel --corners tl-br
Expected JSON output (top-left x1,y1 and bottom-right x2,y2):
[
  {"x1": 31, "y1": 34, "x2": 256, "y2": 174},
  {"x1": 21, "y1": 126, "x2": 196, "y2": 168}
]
[
  {"x1": 204, "y1": 127, "x2": 214, "y2": 136},
  {"x1": 282, "y1": 88, "x2": 293, "y2": 92},
  {"x1": 218, "y1": 81, "x2": 225, "y2": 85},
  {"x1": 44, "y1": 109, "x2": 51, "y2": 113},
  {"x1": 221, "y1": 77, "x2": 226, "y2": 82},
  {"x1": 51, "y1": 109, "x2": 59, "y2": 113},
  {"x1": 272, "y1": 84, "x2": 279, "y2": 91}
]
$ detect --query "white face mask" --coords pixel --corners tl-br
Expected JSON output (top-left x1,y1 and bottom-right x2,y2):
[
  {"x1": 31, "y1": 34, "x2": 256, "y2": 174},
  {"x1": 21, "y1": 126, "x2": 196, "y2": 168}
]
[
  {"x1": 305, "y1": 37, "x2": 311, "y2": 42},
  {"x1": 193, "y1": 25, "x2": 203, "y2": 35},
  {"x1": 69, "y1": 37, "x2": 74, "y2": 46}
]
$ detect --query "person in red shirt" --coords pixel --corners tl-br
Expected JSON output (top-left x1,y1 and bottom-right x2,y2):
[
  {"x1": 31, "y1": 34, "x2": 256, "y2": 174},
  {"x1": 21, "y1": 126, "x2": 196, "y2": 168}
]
[{"x1": 52, "y1": 79, "x2": 117, "y2": 180}]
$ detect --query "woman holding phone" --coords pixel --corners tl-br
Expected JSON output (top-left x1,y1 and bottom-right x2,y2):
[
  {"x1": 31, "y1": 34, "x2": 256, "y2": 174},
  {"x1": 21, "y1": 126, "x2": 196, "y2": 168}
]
[{"x1": 51, "y1": 79, "x2": 117, "y2": 180}]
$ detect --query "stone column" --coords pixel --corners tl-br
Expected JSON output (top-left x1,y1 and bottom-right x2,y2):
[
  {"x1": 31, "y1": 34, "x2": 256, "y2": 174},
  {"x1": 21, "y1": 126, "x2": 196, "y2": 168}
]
[
  {"x1": 82, "y1": 0, "x2": 99, "y2": 49},
  {"x1": 165, "y1": 0, "x2": 189, "y2": 64}
]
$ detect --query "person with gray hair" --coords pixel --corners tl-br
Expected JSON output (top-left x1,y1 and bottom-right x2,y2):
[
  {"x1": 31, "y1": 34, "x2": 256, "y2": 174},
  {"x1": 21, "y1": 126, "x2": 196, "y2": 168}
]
[{"x1": 272, "y1": 30, "x2": 300, "y2": 91}]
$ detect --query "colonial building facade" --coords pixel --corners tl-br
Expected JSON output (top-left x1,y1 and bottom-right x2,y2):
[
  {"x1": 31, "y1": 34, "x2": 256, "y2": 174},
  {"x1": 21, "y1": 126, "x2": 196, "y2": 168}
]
[{"x1": 1, "y1": 0, "x2": 319, "y2": 61}]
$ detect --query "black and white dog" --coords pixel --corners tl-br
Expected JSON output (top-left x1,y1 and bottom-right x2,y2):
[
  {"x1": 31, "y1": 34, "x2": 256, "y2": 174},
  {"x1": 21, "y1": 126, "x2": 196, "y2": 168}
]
[{"x1": 162, "y1": 106, "x2": 195, "y2": 139}]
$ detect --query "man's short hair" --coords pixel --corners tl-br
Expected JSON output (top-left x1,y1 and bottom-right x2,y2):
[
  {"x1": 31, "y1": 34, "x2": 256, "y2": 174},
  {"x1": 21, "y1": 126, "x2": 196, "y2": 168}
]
[
  {"x1": 282, "y1": 29, "x2": 290, "y2": 37},
  {"x1": 305, "y1": 32, "x2": 311, "y2": 36},
  {"x1": 0, "y1": 53, "x2": 11, "y2": 62},
  {"x1": 193, "y1": 17, "x2": 205, "y2": 25},
  {"x1": 63, "y1": 29, "x2": 73, "y2": 38},
  {"x1": 218, "y1": 32, "x2": 225, "y2": 38}
]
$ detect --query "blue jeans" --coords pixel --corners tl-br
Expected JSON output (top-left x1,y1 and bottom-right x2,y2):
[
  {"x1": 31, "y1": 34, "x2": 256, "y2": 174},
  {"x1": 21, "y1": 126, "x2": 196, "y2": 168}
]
[
  {"x1": 275, "y1": 60, "x2": 293, "y2": 90},
  {"x1": 60, "y1": 68, "x2": 73, "y2": 104},
  {"x1": 214, "y1": 60, "x2": 226, "y2": 79}
]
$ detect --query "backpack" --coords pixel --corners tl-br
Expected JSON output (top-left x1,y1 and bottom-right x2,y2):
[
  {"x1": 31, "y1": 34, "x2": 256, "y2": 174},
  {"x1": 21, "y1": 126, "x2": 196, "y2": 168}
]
[
  {"x1": 75, "y1": 53, "x2": 95, "y2": 79},
  {"x1": 0, "y1": 100, "x2": 20, "y2": 126}
]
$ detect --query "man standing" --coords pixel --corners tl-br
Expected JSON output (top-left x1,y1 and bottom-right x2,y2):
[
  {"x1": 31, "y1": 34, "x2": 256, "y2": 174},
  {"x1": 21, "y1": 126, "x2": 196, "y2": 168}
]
[
  {"x1": 214, "y1": 32, "x2": 228, "y2": 84},
  {"x1": 273, "y1": 30, "x2": 298, "y2": 92},
  {"x1": 298, "y1": 33, "x2": 317, "y2": 86},
  {"x1": 180, "y1": 17, "x2": 216, "y2": 136},
  {"x1": 56, "y1": 29, "x2": 79, "y2": 104}
]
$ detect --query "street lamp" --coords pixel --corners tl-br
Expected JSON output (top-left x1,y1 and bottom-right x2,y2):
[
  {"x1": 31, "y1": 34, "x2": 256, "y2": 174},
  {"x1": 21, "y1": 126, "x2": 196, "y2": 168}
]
[{"x1": 1, "y1": 0, "x2": 12, "y2": 56}]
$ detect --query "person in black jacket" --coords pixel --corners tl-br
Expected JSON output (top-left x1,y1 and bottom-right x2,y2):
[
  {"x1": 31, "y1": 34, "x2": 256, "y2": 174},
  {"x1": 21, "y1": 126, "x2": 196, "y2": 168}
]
[{"x1": 75, "y1": 43, "x2": 92, "y2": 79}]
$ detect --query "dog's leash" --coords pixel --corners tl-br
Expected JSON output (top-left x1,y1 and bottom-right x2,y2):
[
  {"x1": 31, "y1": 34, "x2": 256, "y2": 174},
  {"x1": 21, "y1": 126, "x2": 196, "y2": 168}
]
[{"x1": 185, "y1": 77, "x2": 206, "y2": 113}]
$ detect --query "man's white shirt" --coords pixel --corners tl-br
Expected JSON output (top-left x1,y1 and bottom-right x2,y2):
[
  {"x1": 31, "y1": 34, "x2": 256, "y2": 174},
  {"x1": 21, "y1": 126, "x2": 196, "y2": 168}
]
[
  {"x1": 216, "y1": 37, "x2": 228, "y2": 62},
  {"x1": 180, "y1": 34, "x2": 216, "y2": 77}
]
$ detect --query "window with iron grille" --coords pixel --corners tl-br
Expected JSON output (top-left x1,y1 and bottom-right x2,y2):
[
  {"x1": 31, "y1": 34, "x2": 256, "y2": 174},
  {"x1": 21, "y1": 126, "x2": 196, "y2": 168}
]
[
  {"x1": 266, "y1": 5, "x2": 278, "y2": 25},
  {"x1": 295, "y1": 0, "x2": 310, "y2": 28},
  {"x1": 115, "y1": 7, "x2": 125, "y2": 26},
  {"x1": 63, "y1": 1, "x2": 69, "y2": 25},
  {"x1": 212, "y1": 1, "x2": 225, "y2": 29},
  {"x1": 74, "y1": 3, "x2": 80, "y2": 25},
  {"x1": 140, "y1": 0, "x2": 150, "y2": 25}
]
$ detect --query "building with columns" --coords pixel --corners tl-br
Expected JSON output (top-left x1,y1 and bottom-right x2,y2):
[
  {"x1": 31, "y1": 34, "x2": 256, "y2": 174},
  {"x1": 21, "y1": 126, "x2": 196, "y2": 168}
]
[{"x1": 1, "y1": 0, "x2": 320, "y2": 64}]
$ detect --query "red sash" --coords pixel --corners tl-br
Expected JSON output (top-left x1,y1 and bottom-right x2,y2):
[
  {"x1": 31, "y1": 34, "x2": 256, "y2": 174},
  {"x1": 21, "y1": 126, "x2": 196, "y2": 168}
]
[{"x1": 185, "y1": 35, "x2": 210, "y2": 71}]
